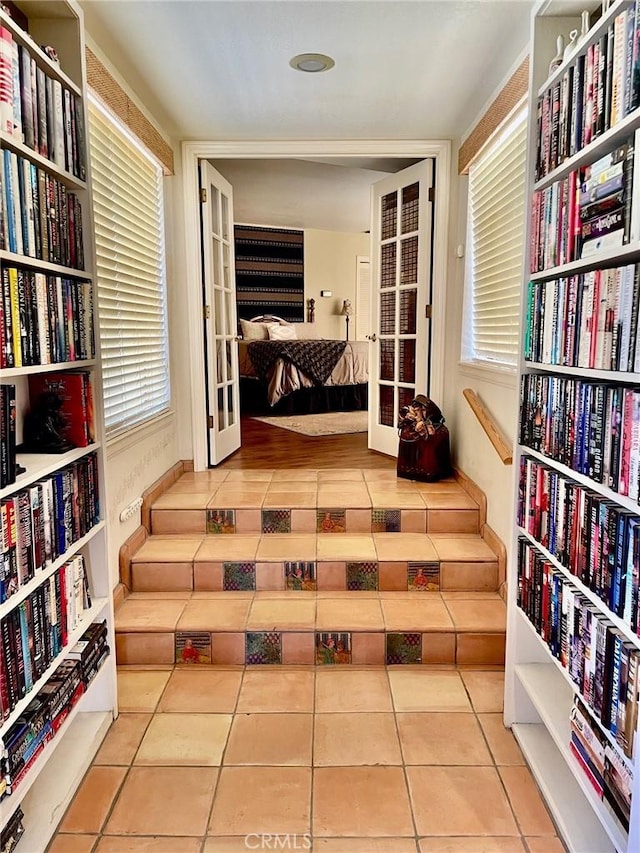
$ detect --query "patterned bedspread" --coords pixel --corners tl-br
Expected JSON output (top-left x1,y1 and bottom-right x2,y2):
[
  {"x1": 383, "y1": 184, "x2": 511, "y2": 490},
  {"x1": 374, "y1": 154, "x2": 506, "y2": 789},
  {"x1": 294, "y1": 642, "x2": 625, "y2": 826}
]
[{"x1": 247, "y1": 340, "x2": 347, "y2": 386}]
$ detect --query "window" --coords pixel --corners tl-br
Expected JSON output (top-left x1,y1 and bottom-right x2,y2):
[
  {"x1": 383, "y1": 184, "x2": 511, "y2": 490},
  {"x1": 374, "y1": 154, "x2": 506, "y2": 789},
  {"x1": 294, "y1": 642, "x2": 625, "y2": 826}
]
[
  {"x1": 462, "y1": 106, "x2": 527, "y2": 368},
  {"x1": 88, "y1": 95, "x2": 170, "y2": 435}
]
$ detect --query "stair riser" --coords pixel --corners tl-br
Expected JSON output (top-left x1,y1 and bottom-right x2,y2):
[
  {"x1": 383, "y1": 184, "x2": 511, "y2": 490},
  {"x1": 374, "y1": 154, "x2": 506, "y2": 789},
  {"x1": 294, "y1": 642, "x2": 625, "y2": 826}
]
[
  {"x1": 151, "y1": 507, "x2": 479, "y2": 536},
  {"x1": 130, "y1": 559, "x2": 499, "y2": 594},
  {"x1": 116, "y1": 629, "x2": 505, "y2": 667}
]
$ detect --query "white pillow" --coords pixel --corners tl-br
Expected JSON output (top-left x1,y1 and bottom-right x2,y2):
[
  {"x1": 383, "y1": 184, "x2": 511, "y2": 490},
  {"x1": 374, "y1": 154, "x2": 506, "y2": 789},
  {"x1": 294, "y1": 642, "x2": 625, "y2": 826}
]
[
  {"x1": 268, "y1": 323, "x2": 297, "y2": 340},
  {"x1": 240, "y1": 319, "x2": 269, "y2": 340},
  {"x1": 292, "y1": 323, "x2": 320, "y2": 340}
]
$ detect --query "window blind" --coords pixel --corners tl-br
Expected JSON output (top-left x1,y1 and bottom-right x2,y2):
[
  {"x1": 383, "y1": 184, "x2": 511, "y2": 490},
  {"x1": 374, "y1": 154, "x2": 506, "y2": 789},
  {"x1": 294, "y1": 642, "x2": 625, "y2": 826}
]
[
  {"x1": 466, "y1": 107, "x2": 527, "y2": 366},
  {"x1": 88, "y1": 95, "x2": 170, "y2": 434}
]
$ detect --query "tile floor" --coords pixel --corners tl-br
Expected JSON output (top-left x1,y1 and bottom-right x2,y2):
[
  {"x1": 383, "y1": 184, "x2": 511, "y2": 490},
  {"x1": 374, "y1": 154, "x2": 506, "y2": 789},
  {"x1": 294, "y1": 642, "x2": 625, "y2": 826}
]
[{"x1": 47, "y1": 666, "x2": 566, "y2": 853}]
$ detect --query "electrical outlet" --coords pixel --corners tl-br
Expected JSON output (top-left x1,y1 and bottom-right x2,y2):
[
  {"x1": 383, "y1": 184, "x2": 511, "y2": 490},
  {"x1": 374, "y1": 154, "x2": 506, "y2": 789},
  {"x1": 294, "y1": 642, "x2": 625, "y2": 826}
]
[{"x1": 119, "y1": 497, "x2": 143, "y2": 523}]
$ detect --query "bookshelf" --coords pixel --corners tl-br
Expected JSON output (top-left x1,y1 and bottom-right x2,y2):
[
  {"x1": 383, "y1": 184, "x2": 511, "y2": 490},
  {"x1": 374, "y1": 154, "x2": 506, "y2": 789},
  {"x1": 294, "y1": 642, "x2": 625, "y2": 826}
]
[
  {"x1": 234, "y1": 224, "x2": 305, "y2": 322},
  {"x1": 506, "y1": 2, "x2": 640, "y2": 851},
  {"x1": 0, "y1": 0, "x2": 116, "y2": 848}
]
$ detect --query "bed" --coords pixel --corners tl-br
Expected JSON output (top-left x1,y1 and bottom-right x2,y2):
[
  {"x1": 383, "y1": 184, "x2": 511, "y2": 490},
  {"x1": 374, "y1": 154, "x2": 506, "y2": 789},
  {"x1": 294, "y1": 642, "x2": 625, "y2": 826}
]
[{"x1": 238, "y1": 316, "x2": 369, "y2": 415}]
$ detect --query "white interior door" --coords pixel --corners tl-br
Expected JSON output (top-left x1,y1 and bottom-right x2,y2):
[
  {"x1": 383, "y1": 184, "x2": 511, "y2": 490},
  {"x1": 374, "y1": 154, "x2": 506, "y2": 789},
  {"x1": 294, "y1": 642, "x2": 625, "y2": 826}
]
[
  {"x1": 199, "y1": 161, "x2": 241, "y2": 466},
  {"x1": 368, "y1": 160, "x2": 434, "y2": 457}
]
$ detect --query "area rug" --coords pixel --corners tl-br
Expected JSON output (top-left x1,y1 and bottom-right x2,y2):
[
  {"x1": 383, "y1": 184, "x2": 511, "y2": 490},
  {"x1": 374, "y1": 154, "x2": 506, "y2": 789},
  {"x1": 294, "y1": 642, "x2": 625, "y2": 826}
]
[{"x1": 252, "y1": 410, "x2": 368, "y2": 437}]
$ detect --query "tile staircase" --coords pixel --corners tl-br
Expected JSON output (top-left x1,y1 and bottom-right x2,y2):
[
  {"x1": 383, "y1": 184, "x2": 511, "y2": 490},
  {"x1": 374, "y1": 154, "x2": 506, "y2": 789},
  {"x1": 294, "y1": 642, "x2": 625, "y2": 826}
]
[{"x1": 115, "y1": 468, "x2": 507, "y2": 667}]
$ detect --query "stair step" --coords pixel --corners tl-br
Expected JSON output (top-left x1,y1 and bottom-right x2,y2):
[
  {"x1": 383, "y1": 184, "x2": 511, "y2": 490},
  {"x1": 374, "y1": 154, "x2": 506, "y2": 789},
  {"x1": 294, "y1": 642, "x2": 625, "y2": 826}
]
[
  {"x1": 127, "y1": 533, "x2": 499, "y2": 594},
  {"x1": 115, "y1": 590, "x2": 506, "y2": 667},
  {"x1": 150, "y1": 470, "x2": 479, "y2": 535}
]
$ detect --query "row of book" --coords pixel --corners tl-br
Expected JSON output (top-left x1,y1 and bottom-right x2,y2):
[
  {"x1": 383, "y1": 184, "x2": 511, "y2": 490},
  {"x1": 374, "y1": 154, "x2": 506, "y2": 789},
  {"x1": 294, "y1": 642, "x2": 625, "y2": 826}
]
[
  {"x1": 0, "y1": 622, "x2": 108, "y2": 802},
  {"x1": 1, "y1": 150, "x2": 84, "y2": 269},
  {"x1": 530, "y1": 136, "x2": 636, "y2": 272},
  {"x1": 0, "y1": 806, "x2": 23, "y2": 853},
  {"x1": 0, "y1": 387, "x2": 15, "y2": 490},
  {"x1": 520, "y1": 373, "x2": 640, "y2": 499},
  {"x1": 571, "y1": 696, "x2": 633, "y2": 835},
  {"x1": 517, "y1": 538, "x2": 639, "y2": 766},
  {"x1": 524, "y1": 264, "x2": 640, "y2": 372},
  {"x1": 0, "y1": 454, "x2": 100, "y2": 603},
  {"x1": 518, "y1": 455, "x2": 639, "y2": 628},
  {"x1": 0, "y1": 25, "x2": 86, "y2": 180},
  {"x1": 1, "y1": 267, "x2": 94, "y2": 369},
  {"x1": 535, "y1": 2, "x2": 640, "y2": 181}
]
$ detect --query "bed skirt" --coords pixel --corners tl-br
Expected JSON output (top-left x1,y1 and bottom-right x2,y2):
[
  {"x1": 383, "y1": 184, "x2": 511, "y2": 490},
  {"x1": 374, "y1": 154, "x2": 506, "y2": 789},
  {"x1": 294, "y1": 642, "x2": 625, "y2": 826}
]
[{"x1": 240, "y1": 378, "x2": 368, "y2": 416}]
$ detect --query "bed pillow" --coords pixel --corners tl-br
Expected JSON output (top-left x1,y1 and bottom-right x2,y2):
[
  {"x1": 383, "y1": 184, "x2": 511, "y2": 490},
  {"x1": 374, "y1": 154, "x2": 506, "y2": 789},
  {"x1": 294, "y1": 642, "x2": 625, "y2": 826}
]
[
  {"x1": 292, "y1": 323, "x2": 320, "y2": 339},
  {"x1": 268, "y1": 323, "x2": 297, "y2": 340},
  {"x1": 240, "y1": 319, "x2": 269, "y2": 340}
]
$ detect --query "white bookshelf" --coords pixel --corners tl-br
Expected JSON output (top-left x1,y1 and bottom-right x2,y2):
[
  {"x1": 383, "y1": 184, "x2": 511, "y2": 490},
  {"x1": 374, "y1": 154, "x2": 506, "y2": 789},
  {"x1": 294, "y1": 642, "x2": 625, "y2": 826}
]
[
  {"x1": 0, "y1": 0, "x2": 116, "y2": 848},
  {"x1": 506, "y1": 1, "x2": 640, "y2": 851}
]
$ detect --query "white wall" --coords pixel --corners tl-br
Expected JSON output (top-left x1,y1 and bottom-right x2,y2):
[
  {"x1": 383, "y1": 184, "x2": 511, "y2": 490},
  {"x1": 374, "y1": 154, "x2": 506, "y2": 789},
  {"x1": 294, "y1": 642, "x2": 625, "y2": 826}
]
[{"x1": 304, "y1": 229, "x2": 370, "y2": 339}]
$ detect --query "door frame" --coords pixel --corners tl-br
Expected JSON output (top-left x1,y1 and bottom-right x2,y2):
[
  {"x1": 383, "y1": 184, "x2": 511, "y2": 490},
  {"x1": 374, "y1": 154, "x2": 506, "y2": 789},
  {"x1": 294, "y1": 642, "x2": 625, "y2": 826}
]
[{"x1": 182, "y1": 140, "x2": 451, "y2": 471}]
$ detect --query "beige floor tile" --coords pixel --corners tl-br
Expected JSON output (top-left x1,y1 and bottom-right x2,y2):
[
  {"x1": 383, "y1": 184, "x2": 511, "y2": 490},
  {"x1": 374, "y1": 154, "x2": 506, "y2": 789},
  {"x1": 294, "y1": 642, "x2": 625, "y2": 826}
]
[
  {"x1": 135, "y1": 713, "x2": 232, "y2": 766},
  {"x1": 499, "y1": 766, "x2": 557, "y2": 836},
  {"x1": 318, "y1": 470, "x2": 365, "y2": 481},
  {"x1": 195, "y1": 536, "x2": 261, "y2": 561},
  {"x1": 224, "y1": 713, "x2": 313, "y2": 765},
  {"x1": 478, "y1": 714, "x2": 525, "y2": 765},
  {"x1": 362, "y1": 469, "x2": 402, "y2": 481},
  {"x1": 406, "y1": 766, "x2": 518, "y2": 836},
  {"x1": 418, "y1": 839, "x2": 525, "y2": 852},
  {"x1": 48, "y1": 837, "x2": 97, "y2": 853},
  {"x1": 316, "y1": 598, "x2": 384, "y2": 630},
  {"x1": 247, "y1": 598, "x2": 316, "y2": 630},
  {"x1": 59, "y1": 766, "x2": 127, "y2": 833},
  {"x1": 389, "y1": 670, "x2": 471, "y2": 712},
  {"x1": 369, "y1": 491, "x2": 425, "y2": 509},
  {"x1": 313, "y1": 767, "x2": 414, "y2": 836},
  {"x1": 117, "y1": 670, "x2": 172, "y2": 713},
  {"x1": 116, "y1": 633, "x2": 176, "y2": 666},
  {"x1": 208, "y1": 767, "x2": 311, "y2": 834},
  {"x1": 211, "y1": 490, "x2": 267, "y2": 507},
  {"x1": 94, "y1": 714, "x2": 152, "y2": 765},
  {"x1": 153, "y1": 492, "x2": 215, "y2": 510},
  {"x1": 204, "y1": 840, "x2": 264, "y2": 853},
  {"x1": 460, "y1": 670, "x2": 505, "y2": 713},
  {"x1": 133, "y1": 537, "x2": 203, "y2": 562},
  {"x1": 317, "y1": 842, "x2": 418, "y2": 853},
  {"x1": 373, "y1": 534, "x2": 438, "y2": 562},
  {"x1": 381, "y1": 598, "x2": 453, "y2": 631},
  {"x1": 420, "y1": 492, "x2": 479, "y2": 509},
  {"x1": 318, "y1": 487, "x2": 372, "y2": 507},
  {"x1": 237, "y1": 669, "x2": 315, "y2": 712},
  {"x1": 396, "y1": 712, "x2": 491, "y2": 765},
  {"x1": 428, "y1": 536, "x2": 497, "y2": 562},
  {"x1": 105, "y1": 766, "x2": 218, "y2": 835},
  {"x1": 525, "y1": 838, "x2": 565, "y2": 853},
  {"x1": 444, "y1": 598, "x2": 506, "y2": 632},
  {"x1": 271, "y1": 469, "x2": 319, "y2": 482},
  {"x1": 314, "y1": 712, "x2": 402, "y2": 765},
  {"x1": 179, "y1": 470, "x2": 229, "y2": 483},
  {"x1": 176, "y1": 599, "x2": 251, "y2": 632},
  {"x1": 317, "y1": 536, "x2": 377, "y2": 561},
  {"x1": 263, "y1": 490, "x2": 317, "y2": 508},
  {"x1": 157, "y1": 668, "x2": 243, "y2": 713},
  {"x1": 96, "y1": 839, "x2": 202, "y2": 853},
  {"x1": 315, "y1": 668, "x2": 393, "y2": 712},
  {"x1": 115, "y1": 599, "x2": 188, "y2": 632},
  {"x1": 225, "y1": 470, "x2": 275, "y2": 481},
  {"x1": 256, "y1": 535, "x2": 317, "y2": 560}
]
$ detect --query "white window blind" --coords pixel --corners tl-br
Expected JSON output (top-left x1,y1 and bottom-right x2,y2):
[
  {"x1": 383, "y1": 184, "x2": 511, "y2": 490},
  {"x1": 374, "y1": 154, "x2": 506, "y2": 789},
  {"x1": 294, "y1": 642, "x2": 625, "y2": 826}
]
[
  {"x1": 88, "y1": 95, "x2": 170, "y2": 434},
  {"x1": 464, "y1": 107, "x2": 527, "y2": 367}
]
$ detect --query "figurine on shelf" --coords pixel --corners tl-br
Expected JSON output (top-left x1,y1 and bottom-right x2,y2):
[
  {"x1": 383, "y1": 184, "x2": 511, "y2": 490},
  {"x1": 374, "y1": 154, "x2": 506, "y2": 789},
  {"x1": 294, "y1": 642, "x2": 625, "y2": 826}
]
[
  {"x1": 21, "y1": 391, "x2": 74, "y2": 454},
  {"x1": 563, "y1": 28, "x2": 578, "y2": 60},
  {"x1": 549, "y1": 34, "x2": 564, "y2": 75}
]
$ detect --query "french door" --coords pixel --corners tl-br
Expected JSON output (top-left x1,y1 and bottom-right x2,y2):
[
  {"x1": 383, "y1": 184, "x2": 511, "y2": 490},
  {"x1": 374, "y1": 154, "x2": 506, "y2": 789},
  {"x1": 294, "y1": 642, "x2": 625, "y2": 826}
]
[
  {"x1": 368, "y1": 159, "x2": 435, "y2": 456},
  {"x1": 199, "y1": 161, "x2": 241, "y2": 465}
]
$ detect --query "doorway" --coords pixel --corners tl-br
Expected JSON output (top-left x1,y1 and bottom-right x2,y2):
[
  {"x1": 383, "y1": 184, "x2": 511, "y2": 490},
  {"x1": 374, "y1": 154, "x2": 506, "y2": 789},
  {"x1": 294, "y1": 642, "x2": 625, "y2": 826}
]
[{"x1": 182, "y1": 141, "x2": 451, "y2": 471}]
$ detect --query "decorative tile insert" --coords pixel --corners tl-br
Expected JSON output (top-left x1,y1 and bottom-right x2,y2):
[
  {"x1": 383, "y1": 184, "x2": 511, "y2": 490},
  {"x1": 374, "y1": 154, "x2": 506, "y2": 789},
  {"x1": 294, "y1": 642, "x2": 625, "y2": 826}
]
[
  {"x1": 223, "y1": 562, "x2": 256, "y2": 591},
  {"x1": 317, "y1": 509, "x2": 346, "y2": 533},
  {"x1": 262, "y1": 509, "x2": 291, "y2": 534},
  {"x1": 285, "y1": 561, "x2": 317, "y2": 591},
  {"x1": 371, "y1": 509, "x2": 401, "y2": 533},
  {"x1": 346, "y1": 561, "x2": 379, "y2": 591},
  {"x1": 408, "y1": 561, "x2": 440, "y2": 591},
  {"x1": 246, "y1": 631, "x2": 282, "y2": 664},
  {"x1": 386, "y1": 632, "x2": 422, "y2": 665},
  {"x1": 175, "y1": 631, "x2": 212, "y2": 665},
  {"x1": 316, "y1": 632, "x2": 352, "y2": 665},
  {"x1": 207, "y1": 509, "x2": 236, "y2": 534}
]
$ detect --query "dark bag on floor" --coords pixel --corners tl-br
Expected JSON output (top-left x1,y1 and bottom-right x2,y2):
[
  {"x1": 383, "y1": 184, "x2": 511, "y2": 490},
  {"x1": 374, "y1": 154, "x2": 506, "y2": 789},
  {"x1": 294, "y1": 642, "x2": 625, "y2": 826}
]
[{"x1": 397, "y1": 394, "x2": 452, "y2": 482}]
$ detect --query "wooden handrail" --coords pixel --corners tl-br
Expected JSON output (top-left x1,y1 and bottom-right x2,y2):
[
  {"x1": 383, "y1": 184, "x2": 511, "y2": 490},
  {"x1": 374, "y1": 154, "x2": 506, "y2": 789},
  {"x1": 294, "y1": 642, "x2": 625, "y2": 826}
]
[{"x1": 463, "y1": 388, "x2": 513, "y2": 465}]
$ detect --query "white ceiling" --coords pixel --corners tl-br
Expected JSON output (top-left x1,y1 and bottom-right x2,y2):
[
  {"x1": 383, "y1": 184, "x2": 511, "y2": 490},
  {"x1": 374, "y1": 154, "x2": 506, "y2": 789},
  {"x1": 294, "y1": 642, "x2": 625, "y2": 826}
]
[{"x1": 80, "y1": 1, "x2": 533, "y2": 143}]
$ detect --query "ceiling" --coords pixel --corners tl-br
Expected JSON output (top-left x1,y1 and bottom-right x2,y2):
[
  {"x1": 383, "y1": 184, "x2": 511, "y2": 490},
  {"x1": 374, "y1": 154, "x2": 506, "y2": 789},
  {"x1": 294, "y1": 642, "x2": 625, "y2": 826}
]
[{"x1": 80, "y1": 1, "x2": 533, "y2": 143}]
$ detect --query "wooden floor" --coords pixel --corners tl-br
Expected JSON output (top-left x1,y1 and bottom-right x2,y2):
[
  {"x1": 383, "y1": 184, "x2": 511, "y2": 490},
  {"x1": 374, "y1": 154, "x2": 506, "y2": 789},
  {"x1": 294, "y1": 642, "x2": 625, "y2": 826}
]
[{"x1": 218, "y1": 417, "x2": 396, "y2": 470}]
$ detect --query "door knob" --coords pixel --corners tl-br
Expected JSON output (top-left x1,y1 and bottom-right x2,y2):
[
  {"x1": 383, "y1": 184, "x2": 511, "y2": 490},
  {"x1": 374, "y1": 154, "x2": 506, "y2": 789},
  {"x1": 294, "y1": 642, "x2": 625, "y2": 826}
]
[{"x1": 366, "y1": 333, "x2": 377, "y2": 342}]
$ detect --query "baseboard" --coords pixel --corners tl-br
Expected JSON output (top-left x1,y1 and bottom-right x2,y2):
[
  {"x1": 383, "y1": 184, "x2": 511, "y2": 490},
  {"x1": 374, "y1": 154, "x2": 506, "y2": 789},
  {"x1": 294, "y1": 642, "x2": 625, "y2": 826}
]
[
  {"x1": 141, "y1": 460, "x2": 191, "y2": 531},
  {"x1": 453, "y1": 466, "x2": 487, "y2": 528},
  {"x1": 113, "y1": 582, "x2": 127, "y2": 611},
  {"x1": 118, "y1": 525, "x2": 148, "y2": 590}
]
